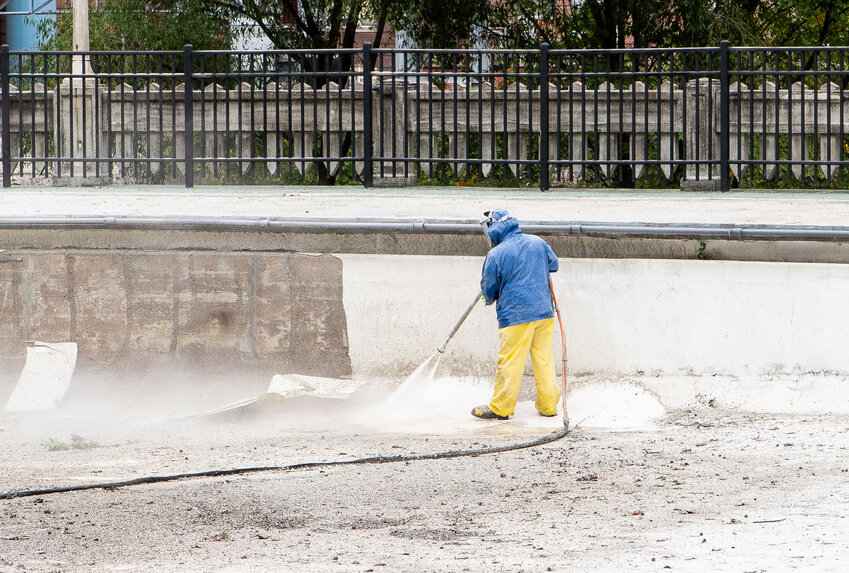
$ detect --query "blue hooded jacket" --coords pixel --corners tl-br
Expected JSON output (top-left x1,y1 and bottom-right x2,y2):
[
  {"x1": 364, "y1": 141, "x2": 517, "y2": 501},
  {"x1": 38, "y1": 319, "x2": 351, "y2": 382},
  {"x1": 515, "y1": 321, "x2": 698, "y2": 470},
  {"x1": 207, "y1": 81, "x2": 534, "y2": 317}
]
[{"x1": 480, "y1": 210, "x2": 559, "y2": 329}]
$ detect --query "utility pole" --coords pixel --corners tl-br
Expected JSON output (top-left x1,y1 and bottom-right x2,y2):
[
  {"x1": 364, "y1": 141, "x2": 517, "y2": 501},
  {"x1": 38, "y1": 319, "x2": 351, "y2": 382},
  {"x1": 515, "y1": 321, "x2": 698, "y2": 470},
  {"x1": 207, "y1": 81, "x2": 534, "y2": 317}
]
[
  {"x1": 72, "y1": 0, "x2": 92, "y2": 74},
  {"x1": 56, "y1": 0, "x2": 103, "y2": 183}
]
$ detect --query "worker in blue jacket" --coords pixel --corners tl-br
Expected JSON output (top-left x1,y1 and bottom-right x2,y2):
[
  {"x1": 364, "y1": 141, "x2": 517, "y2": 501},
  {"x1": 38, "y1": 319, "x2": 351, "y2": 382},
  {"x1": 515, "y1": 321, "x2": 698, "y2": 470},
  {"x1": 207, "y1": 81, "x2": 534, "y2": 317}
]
[{"x1": 472, "y1": 209, "x2": 561, "y2": 420}]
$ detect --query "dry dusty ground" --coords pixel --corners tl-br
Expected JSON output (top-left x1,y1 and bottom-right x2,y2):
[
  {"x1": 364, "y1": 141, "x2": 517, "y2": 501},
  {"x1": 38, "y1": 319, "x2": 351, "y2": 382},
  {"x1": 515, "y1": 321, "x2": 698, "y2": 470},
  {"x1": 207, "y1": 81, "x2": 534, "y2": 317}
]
[{"x1": 1, "y1": 379, "x2": 849, "y2": 572}]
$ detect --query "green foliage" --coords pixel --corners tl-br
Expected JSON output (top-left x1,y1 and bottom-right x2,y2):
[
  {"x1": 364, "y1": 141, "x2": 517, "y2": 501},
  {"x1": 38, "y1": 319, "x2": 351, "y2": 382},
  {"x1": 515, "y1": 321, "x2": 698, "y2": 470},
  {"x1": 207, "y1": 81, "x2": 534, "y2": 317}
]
[
  {"x1": 41, "y1": 435, "x2": 100, "y2": 451},
  {"x1": 485, "y1": 0, "x2": 849, "y2": 50},
  {"x1": 70, "y1": 434, "x2": 101, "y2": 450},
  {"x1": 33, "y1": 0, "x2": 232, "y2": 52},
  {"x1": 207, "y1": 0, "x2": 388, "y2": 51},
  {"x1": 753, "y1": 0, "x2": 849, "y2": 47},
  {"x1": 389, "y1": 0, "x2": 489, "y2": 48},
  {"x1": 41, "y1": 437, "x2": 70, "y2": 451}
]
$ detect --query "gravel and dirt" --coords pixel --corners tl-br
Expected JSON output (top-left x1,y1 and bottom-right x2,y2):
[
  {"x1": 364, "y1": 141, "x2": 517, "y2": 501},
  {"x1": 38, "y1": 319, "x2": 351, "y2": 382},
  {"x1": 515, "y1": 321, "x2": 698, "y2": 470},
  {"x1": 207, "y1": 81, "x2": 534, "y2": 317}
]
[{"x1": 2, "y1": 374, "x2": 848, "y2": 572}]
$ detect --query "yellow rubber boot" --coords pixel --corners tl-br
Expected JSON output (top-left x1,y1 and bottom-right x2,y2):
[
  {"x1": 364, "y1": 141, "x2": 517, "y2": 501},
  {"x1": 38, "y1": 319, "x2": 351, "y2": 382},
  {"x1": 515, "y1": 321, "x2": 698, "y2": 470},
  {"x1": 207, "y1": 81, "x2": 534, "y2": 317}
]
[{"x1": 529, "y1": 318, "x2": 560, "y2": 416}]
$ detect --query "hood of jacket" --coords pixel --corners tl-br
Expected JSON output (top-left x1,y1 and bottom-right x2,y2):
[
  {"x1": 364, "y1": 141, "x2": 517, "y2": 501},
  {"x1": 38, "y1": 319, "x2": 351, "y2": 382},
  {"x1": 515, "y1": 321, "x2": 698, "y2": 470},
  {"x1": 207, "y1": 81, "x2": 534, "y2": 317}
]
[{"x1": 486, "y1": 212, "x2": 521, "y2": 246}]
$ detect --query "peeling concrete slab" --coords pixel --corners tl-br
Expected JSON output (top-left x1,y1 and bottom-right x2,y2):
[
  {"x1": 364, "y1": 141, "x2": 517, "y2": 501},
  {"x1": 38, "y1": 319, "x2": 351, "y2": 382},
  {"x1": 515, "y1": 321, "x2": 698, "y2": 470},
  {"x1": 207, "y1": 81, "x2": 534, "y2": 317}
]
[{"x1": 4, "y1": 342, "x2": 77, "y2": 412}]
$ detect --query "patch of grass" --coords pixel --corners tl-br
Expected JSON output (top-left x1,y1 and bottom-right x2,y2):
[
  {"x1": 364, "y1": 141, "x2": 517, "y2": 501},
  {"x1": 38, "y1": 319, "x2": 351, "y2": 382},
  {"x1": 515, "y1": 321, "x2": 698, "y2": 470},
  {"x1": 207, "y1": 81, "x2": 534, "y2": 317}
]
[
  {"x1": 41, "y1": 435, "x2": 101, "y2": 452},
  {"x1": 41, "y1": 438, "x2": 69, "y2": 451},
  {"x1": 70, "y1": 435, "x2": 100, "y2": 450}
]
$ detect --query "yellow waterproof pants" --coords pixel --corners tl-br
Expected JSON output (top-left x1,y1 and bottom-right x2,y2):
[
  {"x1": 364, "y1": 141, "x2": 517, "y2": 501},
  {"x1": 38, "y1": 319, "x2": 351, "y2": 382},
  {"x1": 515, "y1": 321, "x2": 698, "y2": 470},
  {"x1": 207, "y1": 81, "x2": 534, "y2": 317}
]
[{"x1": 489, "y1": 318, "x2": 560, "y2": 417}]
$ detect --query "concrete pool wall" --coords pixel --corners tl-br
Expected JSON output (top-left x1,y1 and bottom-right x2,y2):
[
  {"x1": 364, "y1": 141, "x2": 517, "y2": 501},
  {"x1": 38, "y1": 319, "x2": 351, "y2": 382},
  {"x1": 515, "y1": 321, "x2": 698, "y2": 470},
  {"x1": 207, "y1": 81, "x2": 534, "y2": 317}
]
[
  {"x1": 342, "y1": 253, "x2": 849, "y2": 412},
  {"x1": 4, "y1": 245, "x2": 847, "y2": 413}
]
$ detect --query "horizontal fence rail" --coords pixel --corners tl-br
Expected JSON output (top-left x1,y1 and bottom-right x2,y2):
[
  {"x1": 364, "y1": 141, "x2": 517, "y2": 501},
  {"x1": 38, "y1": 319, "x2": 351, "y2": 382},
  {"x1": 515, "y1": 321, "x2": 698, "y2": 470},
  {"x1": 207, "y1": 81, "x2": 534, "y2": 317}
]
[{"x1": 1, "y1": 43, "x2": 848, "y2": 191}]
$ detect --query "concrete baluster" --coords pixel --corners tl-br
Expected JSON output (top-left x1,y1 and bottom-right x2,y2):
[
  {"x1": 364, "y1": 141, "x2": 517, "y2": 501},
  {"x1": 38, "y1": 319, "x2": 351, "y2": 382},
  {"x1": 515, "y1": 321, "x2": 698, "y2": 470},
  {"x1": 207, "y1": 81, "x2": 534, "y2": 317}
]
[
  {"x1": 266, "y1": 131, "x2": 279, "y2": 175},
  {"x1": 30, "y1": 83, "x2": 49, "y2": 175},
  {"x1": 544, "y1": 83, "x2": 559, "y2": 180},
  {"x1": 4, "y1": 84, "x2": 19, "y2": 176},
  {"x1": 446, "y1": 83, "x2": 469, "y2": 176},
  {"x1": 293, "y1": 131, "x2": 314, "y2": 176},
  {"x1": 507, "y1": 131, "x2": 528, "y2": 178},
  {"x1": 596, "y1": 81, "x2": 620, "y2": 179},
  {"x1": 506, "y1": 82, "x2": 529, "y2": 178},
  {"x1": 236, "y1": 82, "x2": 253, "y2": 175},
  {"x1": 416, "y1": 133, "x2": 437, "y2": 177},
  {"x1": 323, "y1": 82, "x2": 341, "y2": 176},
  {"x1": 789, "y1": 82, "x2": 808, "y2": 181},
  {"x1": 819, "y1": 82, "x2": 841, "y2": 181},
  {"x1": 538, "y1": 82, "x2": 558, "y2": 181},
  {"x1": 629, "y1": 81, "x2": 647, "y2": 180},
  {"x1": 568, "y1": 82, "x2": 587, "y2": 181},
  {"x1": 658, "y1": 81, "x2": 678, "y2": 181},
  {"x1": 354, "y1": 133, "x2": 365, "y2": 176},
  {"x1": 325, "y1": 130, "x2": 342, "y2": 176},
  {"x1": 448, "y1": 133, "x2": 467, "y2": 177},
  {"x1": 759, "y1": 82, "x2": 779, "y2": 181},
  {"x1": 263, "y1": 82, "x2": 280, "y2": 175},
  {"x1": 480, "y1": 134, "x2": 495, "y2": 178},
  {"x1": 352, "y1": 76, "x2": 366, "y2": 176},
  {"x1": 147, "y1": 83, "x2": 161, "y2": 176},
  {"x1": 680, "y1": 78, "x2": 719, "y2": 186},
  {"x1": 202, "y1": 83, "x2": 225, "y2": 175},
  {"x1": 728, "y1": 81, "x2": 749, "y2": 181},
  {"x1": 113, "y1": 83, "x2": 135, "y2": 176},
  {"x1": 478, "y1": 82, "x2": 496, "y2": 178}
]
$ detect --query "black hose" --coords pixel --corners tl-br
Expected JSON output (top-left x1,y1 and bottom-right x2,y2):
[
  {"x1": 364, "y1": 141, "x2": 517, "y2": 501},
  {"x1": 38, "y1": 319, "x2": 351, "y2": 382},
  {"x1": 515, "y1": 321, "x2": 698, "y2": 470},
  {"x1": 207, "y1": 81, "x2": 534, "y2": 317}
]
[{"x1": 0, "y1": 423, "x2": 571, "y2": 501}]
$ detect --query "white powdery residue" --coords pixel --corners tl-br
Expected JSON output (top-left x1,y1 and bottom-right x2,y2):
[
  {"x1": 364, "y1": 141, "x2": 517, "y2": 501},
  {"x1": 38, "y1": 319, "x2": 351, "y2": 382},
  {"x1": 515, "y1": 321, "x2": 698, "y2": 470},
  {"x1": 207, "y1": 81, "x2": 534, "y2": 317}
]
[{"x1": 568, "y1": 382, "x2": 666, "y2": 430}]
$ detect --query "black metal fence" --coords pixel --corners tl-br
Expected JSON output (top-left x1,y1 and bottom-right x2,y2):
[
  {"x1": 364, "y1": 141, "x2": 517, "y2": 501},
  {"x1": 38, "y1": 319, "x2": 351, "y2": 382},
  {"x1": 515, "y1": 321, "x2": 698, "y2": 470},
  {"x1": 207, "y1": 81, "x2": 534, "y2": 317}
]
[{"x1": 1, "y1": 42, "x2": 848, "y2": 191}]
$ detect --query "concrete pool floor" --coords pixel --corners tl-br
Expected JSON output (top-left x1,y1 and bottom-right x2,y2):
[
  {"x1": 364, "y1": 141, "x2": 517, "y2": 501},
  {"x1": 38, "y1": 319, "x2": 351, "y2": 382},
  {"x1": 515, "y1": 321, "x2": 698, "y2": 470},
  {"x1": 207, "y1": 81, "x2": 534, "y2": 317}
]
[{"x1": 1, "y1": 386, "x2": 848, "y2": 572}]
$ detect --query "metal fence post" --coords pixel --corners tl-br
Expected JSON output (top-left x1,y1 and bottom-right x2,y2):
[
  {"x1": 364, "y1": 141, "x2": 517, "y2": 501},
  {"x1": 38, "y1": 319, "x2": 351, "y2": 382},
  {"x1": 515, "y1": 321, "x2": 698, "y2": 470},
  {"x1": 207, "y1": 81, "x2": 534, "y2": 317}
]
[
  {"x1": 539, "y1": 44, "x2": 550, "y2": 191},
  {"x1": 1, "y1": 45, "x2": 10, "y2": 188},
  {"x1": 183, "y1": 44, "x2": 194, "y2": 188},
  {"x1": 362, "y1": 42, "x2": 373, "y2": 187},
  {"x1": 719, "y1": 41, "x2": 730, "y2": 192}
]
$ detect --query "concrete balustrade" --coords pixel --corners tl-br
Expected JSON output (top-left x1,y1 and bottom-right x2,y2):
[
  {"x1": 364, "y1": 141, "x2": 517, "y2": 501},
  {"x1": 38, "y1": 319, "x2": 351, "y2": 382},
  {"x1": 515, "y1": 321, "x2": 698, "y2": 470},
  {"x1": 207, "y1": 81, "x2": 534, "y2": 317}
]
[{"x1": 1, "y1": 76, "x2": 847, "y2": 187}]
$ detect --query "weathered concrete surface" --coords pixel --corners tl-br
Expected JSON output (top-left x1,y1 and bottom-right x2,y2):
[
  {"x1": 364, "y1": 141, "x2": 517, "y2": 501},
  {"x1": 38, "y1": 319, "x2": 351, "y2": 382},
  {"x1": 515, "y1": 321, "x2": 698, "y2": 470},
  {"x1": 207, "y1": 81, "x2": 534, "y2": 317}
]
[{"x1": 0, "y1": 250, "x2": 351, "y2": 380}]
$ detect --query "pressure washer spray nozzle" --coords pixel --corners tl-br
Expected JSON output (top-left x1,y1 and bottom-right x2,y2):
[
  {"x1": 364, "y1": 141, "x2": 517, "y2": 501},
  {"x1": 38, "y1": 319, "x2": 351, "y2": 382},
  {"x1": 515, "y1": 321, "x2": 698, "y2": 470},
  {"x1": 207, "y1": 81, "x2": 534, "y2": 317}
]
[
  {"x1": 562, "y1": 416, "x2": 570, "y2": 430},
  {"x1": 436, "y1": 344, "x2": 446, "y2": 354}
]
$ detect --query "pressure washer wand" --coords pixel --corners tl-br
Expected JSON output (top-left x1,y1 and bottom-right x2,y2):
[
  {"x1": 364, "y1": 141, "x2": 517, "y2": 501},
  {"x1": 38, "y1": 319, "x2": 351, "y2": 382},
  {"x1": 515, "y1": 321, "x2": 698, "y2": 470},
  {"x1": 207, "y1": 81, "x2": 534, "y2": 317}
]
[
  {"x1": 436, "y1": 291, "x2": 482, "y2": 354},
  {"x1": 435, "y1": 217, "x2": 492, "y2": 355}
]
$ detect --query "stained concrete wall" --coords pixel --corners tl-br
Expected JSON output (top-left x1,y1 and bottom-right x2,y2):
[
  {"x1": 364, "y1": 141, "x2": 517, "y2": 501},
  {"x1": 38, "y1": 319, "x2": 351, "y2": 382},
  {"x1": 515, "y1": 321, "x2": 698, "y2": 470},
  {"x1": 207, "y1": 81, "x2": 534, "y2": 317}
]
[{"x1": 0, "y1": 251, "x2": 351, "y2": 380}]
